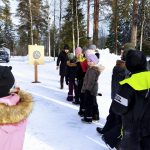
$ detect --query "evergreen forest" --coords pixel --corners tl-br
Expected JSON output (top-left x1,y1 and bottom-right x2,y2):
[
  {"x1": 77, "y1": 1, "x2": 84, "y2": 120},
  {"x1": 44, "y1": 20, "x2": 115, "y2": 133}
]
[{"x1": 0, "y1": 0, "x2": 150, "y2": 56}]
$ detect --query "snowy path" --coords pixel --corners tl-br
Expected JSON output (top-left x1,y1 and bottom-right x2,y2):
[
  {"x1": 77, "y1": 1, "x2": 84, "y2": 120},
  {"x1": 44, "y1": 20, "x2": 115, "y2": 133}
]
[{"x1": 2, "y1": 53, "x2": 118, "y2": 150}]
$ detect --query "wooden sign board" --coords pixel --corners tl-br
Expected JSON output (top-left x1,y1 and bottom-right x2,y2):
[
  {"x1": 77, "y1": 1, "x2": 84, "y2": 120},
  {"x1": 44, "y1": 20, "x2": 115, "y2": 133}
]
[{"x1": 28, "y1": 45, "x2": 44, "y2": 65}]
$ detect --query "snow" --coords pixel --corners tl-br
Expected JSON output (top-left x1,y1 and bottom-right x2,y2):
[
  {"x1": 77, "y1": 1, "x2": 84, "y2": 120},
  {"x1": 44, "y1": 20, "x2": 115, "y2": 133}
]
[{"x1": 1, "y1": 50, "x2": 120, "y2": 150}]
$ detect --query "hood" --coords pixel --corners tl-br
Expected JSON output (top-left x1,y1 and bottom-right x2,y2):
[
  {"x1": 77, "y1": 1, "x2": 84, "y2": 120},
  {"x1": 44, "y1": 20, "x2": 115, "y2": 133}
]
[
  {"x1": 0, "y1": 90, "x2": 33, "y2": 125},
  {"x1": 90, "y1": 64, "x2": 105, "y2": 73},
  {"x1": 67, "y1": 61, "x2": 77, "y2": 67},
  {"x1": 116, "y1": 60, "x2": 126, "y2": 69}
]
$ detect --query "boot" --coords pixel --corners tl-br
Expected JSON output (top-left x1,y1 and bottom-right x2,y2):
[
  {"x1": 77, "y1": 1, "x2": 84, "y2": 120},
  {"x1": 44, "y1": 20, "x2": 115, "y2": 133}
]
[
  {"x1": 60, "y1": 77, "x2": 64, "y2": 89},
  {"x1": 81, "y1": 117, "x2": 92, "y2": 124},
  {"x1": 92, "y1": 114, "x2": 100, "y2": 121},
  {"x1": 67, "y1": 95, "x2": 73, "y2": 101},
  {"x1": 60, "y1": 82, "x2": 64, "y2": 89}
]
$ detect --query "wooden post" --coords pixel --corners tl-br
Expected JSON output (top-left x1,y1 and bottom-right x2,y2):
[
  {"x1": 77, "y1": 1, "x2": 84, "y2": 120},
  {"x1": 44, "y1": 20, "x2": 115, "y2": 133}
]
[{"x1": 32, "y1": 61, "x2": 40, "y2": 83}]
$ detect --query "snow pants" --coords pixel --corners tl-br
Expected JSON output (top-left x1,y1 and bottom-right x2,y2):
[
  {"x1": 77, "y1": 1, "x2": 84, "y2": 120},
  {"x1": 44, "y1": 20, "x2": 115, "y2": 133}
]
[
  {"x1": 102, "y1": 103, "x2": 122, "y2": 148},
  {"x1": 84, "y1": 90, "x2": 99, "y2": 119},
  {"x1": 67, "y1": 79, "x2": 78, "y2": 101},
  {"x1": 120, "y1": 132, "x2": 150, "y2": 150}
]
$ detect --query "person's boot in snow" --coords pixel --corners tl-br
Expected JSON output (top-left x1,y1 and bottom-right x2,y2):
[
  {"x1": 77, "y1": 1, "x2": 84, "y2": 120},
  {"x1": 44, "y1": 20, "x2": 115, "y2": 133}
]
[
  {"x1": 60, "y1": 83, "x2": 64, "y2": 89},
  {"x1": 72, "y1": 99, "x2": 80, "y2": 105},
  {"x1": 81, "y1": 117, "x2": 92, "y2": 123},
  {"x1": 67, "y1": 95, "x2": 73, "y2": 101},
  {"x1": 102, "y1": 135, "x2": 117, "y2": 150},
  {"x1": 96, "y1": 127, "x2": 104, "y2": 135},
  {"x1": 102, "y1": 135, "x2": 119, "y2": 150},
  {"x1": 97, "y1": 93, "x2": 102, "y2": 96},
  {"x1": 92, "y1": 114, "x2": 99, "y2": 122},
  {"x1": 78, "y1": 110, "x2": 85, "y2": 117}
]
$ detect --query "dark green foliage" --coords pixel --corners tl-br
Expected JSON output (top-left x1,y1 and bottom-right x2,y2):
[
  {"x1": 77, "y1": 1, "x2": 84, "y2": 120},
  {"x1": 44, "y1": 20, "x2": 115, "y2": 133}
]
[
  {"x1": 60, "y1": 0, "x2": 88, "y2": 52},
  {"x1": 0, "y1": 1, "x2": 14, "y2": 51},
  {"x1": 16, "y1": 0, "x2": 49, "y2": 55}
]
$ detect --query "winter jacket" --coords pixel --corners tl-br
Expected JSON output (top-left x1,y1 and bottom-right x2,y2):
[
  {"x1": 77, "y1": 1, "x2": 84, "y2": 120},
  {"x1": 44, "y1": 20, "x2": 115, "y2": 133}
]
[
  {"x1": 56, "y1": 51, "x2": 68, "y2": 76},
  {"x1": 111, "y1": 60, "x2": 129, "y2": 100},
  {"x1": 112, "y1": 71, "x2": 150, "y2": 137},
  {"x1": 81, "y1": 65, "x2": 101, "y2": 96},
  {"x1": 65, "y1": 61, "x2": 78, "y2": 83},
  {"x1": 0, "y1": 90, "x2": 33, "y2": 150}
]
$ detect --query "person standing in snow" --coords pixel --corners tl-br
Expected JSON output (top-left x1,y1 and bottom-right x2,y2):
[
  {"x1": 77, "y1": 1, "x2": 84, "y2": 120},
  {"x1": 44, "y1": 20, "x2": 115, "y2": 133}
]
[
  {"x1": 56, "y1": 44, "x2": 69, "y2": 89},
  {"x1": 65, "y1": 53, "x2": 78, "y2": 102},
  {"x1": 0, "y1": 66, "x2": 33, "y2": 150},
  {"x1": 81, "y1": 54, "x2": 103, "y2": 123},
  {"x1": 112, "y1": 50, "x2": 150, "y2": 150},
  {"x1": 75, "y1": 47, "x2": 87, "y2": 107},
  {"x1": 96, "y1": 42, "x2": 134, "y2": 149}
]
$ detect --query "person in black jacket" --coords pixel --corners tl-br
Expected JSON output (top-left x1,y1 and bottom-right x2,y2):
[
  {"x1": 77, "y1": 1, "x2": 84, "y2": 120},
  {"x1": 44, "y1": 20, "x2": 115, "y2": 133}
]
[
  {"x1": 65, "y1": 53, "x2": 78, "y2": 101},
  {"x1": 96, "y1": 43, "x2": 134, "y2": 149},
  {"x1": 56, "y1": 44, "x2": 69, "y2": 89},
  {"x1": 112, "y1": 50, "x2": 150, "y2": 150},
  {"x1": 97, "y1": 59, "x2": 128, "y2": 149}
]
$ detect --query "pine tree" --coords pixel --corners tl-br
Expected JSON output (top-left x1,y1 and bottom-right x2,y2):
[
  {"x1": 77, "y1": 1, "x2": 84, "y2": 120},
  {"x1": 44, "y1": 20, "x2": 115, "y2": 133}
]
[
  {"x1": 0, "y1": 0, "x2": 14, "y2": 50},
  {"x1": 61, "y1": 0, "x2": 87, "y2": 52},
  {"x1": 16, "y1": 0, "x2": 49, "y2": 54}
]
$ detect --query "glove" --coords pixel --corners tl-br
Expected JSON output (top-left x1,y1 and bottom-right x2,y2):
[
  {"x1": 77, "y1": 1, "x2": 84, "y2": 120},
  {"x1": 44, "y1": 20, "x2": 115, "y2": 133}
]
[
  {"x1": 75, "y1": 79, "x2": 78, "y2": 86},
  {"x1": 56, "y1": 66, "x2": 59, "y2": 70}
]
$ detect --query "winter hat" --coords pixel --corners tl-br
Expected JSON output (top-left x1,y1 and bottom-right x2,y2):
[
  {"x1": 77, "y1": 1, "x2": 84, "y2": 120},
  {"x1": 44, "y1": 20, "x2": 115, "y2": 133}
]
[
  {"x1": 75, "y1": 47, "x2": 82, "y2": 56},
  {"x1": 85, "y1": 49, "x2": 95, "y2": 58},
  {"x1": 86, "y1": 54, "x2": 99, "y2": 64},
  {"x1": 88, "y1": 44, "x2": 97, "y2": 50},
  {"x1": 121, "y1": 43, "x2": 135, "y2": 61},
  {"x1": 68, "y1": 53, "x2": 75, "y2": 60},
  {"x1": 123, "y1": 43, "x2": 135, "y2": 51},
  {"x1": 125, "y1": 50, "x2": 147, "y2": 73},
  {"x1": 63, "y1": 44, "x2": 69, "y2": 50},
  {"x1": 82, "y1": 47, "x2": 87, "y2": 54},
  {"x1": 0, "y1": 66, "x2": 15, "y2": 97}
]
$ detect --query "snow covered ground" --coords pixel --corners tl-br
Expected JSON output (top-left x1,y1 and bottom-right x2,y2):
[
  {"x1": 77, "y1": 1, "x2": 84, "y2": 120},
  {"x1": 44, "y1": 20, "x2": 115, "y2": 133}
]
[{"x1": 1, "y1": 49, "x2": 119, "y2": 150}]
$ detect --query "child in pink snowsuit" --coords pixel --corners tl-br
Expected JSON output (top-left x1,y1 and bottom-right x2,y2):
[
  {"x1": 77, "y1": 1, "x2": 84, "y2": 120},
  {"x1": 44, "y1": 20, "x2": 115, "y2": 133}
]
[{"x1": 0, "y1": 66, "x2": 33, "y2": 150}]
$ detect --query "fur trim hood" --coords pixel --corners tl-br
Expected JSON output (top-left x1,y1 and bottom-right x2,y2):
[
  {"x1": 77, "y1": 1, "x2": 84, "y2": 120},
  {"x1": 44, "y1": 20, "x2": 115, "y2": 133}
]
[
  {"x1": 90, "y1": 64, "x2": 105, "y2": 73},
  {"x1": 116, "y1": 60, "x2": 126, "y2": 69},
  {"x1": 67, "y1": 61, "x2": 77, "y2": 67},
  {"x1": 0, "y1": 90, "x2": 33, "y2": 125}
]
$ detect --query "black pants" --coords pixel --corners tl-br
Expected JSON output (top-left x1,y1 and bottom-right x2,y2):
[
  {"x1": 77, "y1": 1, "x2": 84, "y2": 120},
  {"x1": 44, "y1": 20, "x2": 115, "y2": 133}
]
[
  {"x1": 68, "y1": 79, "x2": 78, "y2": 98},
  {"x1": 120, "y1": 133, "x2": 150, "y2": 150},
  {"x1": 84, "y1": 90, "x2": 99, "y2": 119},
  {"x1": 102, "y1": 103, "x2": 122, "y2": 148},
  {"x1": 78, "y1": 79, "x2": 85, "y2": 112},
  {"x1": 60, "y1": 75, "x2": 65, "y2": 88}
]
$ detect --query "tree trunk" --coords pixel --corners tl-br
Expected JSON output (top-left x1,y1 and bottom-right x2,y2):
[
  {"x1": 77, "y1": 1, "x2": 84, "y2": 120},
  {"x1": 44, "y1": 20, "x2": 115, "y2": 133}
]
[
  {"x1": 93, "y1": 0, "x2": 100, "y2": 47},
  {"x1": 114, "y1": 0, "x2": 118, "y2": 55},
  {"x1": 140, "y1": 0, "x2": 146, "y2": 51},
  {"x1": 131, "y1": 0, "x2": 138, "y2": 47},
  {"x1": 87, "y1": 0, "x2": 90, "y2": 44},
  {"x1": 53, "y1": 0, "x2": 56, "y2": 60},
  {"x1": 58, "y1": 0, "x2": 62, "y2": 54},
  {"x1": 71, "y1": 0, "x2": 75, "y2": 53},
  {"x1": 76, "y1": 0, "x2": 79, "y2": 47},
  {"x1": 28, "y1": 0, "x2": 33, "y2": 45}
]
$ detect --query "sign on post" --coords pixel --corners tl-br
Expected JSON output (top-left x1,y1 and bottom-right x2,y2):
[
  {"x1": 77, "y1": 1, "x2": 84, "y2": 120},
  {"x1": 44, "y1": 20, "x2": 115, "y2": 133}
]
[{"x1": 28, "y1": 45, "x2": 44, "y2": 83}]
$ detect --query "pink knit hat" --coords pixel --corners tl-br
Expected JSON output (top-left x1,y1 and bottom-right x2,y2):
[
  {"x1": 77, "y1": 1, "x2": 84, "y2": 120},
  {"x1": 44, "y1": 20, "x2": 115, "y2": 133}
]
[
  {"x1": 86, "y1": 54, "x2": 99, "y2": 64},
  {"x1": 75, "y1": 47, "x2": 82, "y2": 56}
]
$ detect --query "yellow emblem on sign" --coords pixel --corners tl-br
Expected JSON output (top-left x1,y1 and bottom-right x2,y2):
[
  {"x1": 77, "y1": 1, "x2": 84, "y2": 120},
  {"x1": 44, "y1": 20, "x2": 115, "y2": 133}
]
[{"x1": 28, "y1": 45, "x2": 44, "y2": 65}]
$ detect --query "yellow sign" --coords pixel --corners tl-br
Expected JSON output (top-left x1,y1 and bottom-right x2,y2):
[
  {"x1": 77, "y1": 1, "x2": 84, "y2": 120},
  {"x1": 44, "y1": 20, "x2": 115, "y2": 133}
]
[{"x1": 28, "y1": 45, "x2": 44, "y2": 65}]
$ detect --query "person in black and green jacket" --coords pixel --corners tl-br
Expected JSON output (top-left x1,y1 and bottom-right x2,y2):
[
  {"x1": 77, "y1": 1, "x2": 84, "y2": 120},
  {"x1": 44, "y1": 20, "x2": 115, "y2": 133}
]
[{"x1": 112, "y1": 50, "x2": 150, "y2": 150}]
